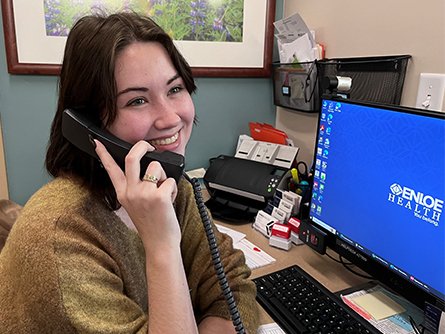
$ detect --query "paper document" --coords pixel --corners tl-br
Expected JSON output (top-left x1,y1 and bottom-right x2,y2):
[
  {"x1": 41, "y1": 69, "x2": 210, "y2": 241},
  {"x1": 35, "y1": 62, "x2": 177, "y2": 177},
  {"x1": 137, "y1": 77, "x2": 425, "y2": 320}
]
[
  {"x1": 257, "y1": 323, "x2": 285, "y2": 334},
  {"x1": 215, "y1": 224, "x2": 275, "y2": 270},
  {"x1": 273, "y1": 13, "x2": 317, "y2": 63},
  {"x1": 215, "y1": 223, "x2": 246, "y2": 244},
  {"x1": 234, "y1": 238, "x2": 276, "y2": 270}
]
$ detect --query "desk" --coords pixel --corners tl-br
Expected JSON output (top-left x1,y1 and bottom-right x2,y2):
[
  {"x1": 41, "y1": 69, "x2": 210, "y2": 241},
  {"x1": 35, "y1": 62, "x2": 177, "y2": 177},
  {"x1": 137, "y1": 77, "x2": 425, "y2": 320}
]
[{"x1": 216, "y1": 220, "x2": 371, "y2": 326}]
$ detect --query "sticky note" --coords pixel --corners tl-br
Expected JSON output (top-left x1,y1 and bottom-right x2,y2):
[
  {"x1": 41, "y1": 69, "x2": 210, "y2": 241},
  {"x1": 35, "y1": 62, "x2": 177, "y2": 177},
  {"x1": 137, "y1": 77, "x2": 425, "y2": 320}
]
[{"x1": 351, "y1": 291, "x2": 405, "y2": 320}]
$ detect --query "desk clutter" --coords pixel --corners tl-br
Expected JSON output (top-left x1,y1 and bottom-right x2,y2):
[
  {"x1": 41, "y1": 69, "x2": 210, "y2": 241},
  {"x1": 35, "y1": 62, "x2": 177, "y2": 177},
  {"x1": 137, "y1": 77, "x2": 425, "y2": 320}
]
[
  {"x1": 272, "y1": 13, "x2": 411, "y2": 113},
  {"x1": 203, "y1": 123, "x2": 309, "y2": 223},
  {"x1": 201, "y1": 120, "x2": 318, "y2": 253},
  {"x1": 215, "y1": 224, "x2": 276, "y2": 270},
  {"x1": 253, "y1": 189, "x2": 305, "y2": 252}
]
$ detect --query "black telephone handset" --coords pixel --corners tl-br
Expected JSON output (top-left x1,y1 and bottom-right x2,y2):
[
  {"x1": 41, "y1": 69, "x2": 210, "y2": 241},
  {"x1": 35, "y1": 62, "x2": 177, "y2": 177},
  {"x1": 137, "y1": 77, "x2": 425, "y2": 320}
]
[
  {"x1": 61, "y1": 108, "x2": 246, "y2": 334},
  {"x1": 62, "y1": 108, "x2": 185, "y2": 183}
]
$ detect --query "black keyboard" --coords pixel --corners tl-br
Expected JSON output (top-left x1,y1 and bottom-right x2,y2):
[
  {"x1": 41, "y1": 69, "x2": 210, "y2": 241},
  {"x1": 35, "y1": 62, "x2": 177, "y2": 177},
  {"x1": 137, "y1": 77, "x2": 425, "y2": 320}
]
[{"x1": 253, "y1": 265, "x2": 382, "y2": 334}]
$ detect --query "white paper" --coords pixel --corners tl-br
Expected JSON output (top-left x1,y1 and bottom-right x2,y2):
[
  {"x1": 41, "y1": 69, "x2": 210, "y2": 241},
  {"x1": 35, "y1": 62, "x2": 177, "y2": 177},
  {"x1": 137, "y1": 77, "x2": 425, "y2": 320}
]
[
  {"x1": 215, "y1": 223, "x2": 246, "y2": 244},
  {"x1": 234, "y1": 238, "x2": 276, "y2": 270},
  {"x1": 279, "y1": 33, "x2": 315, "y2": 64},
  {"x1": 257, "y1": 323, "x2": 286, "y2": 334},
  {"x1": 215, "y1": 224, "x2": 275, "y2": 270},
  {"x1": 274, "y1": 13, "x2": 316, "y2": 63}
]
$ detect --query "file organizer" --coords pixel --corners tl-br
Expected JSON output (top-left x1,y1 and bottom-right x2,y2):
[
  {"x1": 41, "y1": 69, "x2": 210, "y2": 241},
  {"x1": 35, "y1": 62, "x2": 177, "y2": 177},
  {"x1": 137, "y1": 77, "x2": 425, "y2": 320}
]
[
  {"x1": 272, "y1": 55, "x2": 411, "y2": 112},
  {"x1": 272, "y1": 61, "x2": 319, "y2": 113}
]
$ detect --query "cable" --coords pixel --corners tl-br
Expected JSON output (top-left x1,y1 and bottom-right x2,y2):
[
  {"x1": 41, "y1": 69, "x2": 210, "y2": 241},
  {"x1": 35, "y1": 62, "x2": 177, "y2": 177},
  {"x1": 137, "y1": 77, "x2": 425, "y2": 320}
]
[
  {"x1": 183, "y1": 173, "x2": 246, "y2": 334},
  {"x1": 409, "y1": 315, "x2": 426, "y2": 334},
  {"x1": 339, "y1": 257, "x2": 373, "y2": 280},
  {"x1": 326, "y1": 249, "x2": 374, "y2": 280},
  {"x1": 325, "y1": 250, "x2": 352, "y2": 265}
]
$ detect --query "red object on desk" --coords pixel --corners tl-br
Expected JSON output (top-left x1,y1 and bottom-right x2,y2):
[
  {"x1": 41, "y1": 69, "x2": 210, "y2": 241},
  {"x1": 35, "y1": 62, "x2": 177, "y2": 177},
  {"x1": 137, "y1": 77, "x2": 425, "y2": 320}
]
[
  {"x1": 271, "y1": 223, "x2": 291, "y2": 239},
  {"x1": 287, "y1": 217, "x2": 301, "y2": 234},
  {"x1": 249, "y1": 122, "x2": 288, "y2": 145}
]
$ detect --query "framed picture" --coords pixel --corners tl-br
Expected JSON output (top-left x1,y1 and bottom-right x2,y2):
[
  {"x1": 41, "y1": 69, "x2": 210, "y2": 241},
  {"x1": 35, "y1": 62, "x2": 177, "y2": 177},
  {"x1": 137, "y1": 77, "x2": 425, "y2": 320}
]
[{"x1": 1, "y1": 0, "x2": 276, "y2": 77}]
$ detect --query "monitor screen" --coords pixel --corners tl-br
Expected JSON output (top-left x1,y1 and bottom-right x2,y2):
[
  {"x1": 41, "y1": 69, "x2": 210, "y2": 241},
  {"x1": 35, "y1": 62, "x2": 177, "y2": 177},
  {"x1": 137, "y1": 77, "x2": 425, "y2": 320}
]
[{"x1": 309, "y1": 97, "x2": 445, "y2": 311}]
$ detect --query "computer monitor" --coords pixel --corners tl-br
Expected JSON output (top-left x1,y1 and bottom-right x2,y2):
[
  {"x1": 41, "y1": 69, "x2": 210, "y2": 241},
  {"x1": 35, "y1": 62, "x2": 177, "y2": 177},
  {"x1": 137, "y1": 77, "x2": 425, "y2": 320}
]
[{"x1": 309, "y1": 97, "x2": 445, "y2": 312}]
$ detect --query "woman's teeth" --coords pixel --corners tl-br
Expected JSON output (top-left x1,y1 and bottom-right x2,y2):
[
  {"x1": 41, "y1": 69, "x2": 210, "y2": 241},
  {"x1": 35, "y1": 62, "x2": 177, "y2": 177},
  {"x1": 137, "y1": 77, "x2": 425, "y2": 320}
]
[{"x1": 149, "y1": 132, "x2": 179, "y2": 146}]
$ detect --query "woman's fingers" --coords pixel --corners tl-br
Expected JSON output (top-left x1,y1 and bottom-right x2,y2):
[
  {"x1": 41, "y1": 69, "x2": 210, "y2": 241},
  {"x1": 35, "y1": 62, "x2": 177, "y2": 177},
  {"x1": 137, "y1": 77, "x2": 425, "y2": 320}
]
[
  {"x1": 159, "y1": 177, "x2": 178, "y2": 202},
  {"x1": 93, "y1": 139, "x2": 127, "y2": 194},
  {"x1": 94, "y1": 138, "x2": 177, "y2": 208},
  {"x1": 142, "y1": 160, "x2": 167, "y2": 185},
  {"x1": 124, "y1": 140, "x2": 155, "y2": 184}
]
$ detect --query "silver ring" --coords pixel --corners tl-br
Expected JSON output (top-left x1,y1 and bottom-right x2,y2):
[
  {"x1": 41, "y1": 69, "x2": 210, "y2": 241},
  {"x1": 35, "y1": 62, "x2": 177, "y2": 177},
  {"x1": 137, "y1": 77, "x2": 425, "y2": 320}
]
[{"x1": 142, "y1": 174, "x2": 159, "y2": 183}]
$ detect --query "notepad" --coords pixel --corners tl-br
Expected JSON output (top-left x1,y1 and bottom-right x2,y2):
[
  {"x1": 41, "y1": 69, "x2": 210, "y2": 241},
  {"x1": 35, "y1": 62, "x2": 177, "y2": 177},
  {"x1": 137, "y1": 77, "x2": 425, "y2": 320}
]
[{"x1": 350, "y1": 290, "x2": 405, "y2": 321}]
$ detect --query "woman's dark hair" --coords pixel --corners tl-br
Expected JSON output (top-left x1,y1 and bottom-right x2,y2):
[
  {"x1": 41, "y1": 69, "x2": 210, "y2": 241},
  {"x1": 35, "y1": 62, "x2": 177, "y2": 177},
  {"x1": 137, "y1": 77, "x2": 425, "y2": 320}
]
[{"x1": 45, "y1": 12, "x2": 196, "y2": 209}]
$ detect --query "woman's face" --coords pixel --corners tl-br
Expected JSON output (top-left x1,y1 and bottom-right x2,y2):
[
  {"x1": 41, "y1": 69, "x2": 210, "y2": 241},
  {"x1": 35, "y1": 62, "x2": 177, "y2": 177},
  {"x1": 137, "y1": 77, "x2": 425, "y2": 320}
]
[{"x1": 107, "y1": 41, "x2": 195, "y2": 156}]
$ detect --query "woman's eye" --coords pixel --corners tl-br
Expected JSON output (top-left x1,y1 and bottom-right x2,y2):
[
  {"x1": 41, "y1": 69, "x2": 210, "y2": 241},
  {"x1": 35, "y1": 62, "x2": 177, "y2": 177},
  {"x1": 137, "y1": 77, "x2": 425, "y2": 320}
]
[
  {"x1": 127, "y1": 97, "x2": 146, "y2": 106},
  {"x1": 169, "y1": 86, "x2": 183, "y2": 95}
]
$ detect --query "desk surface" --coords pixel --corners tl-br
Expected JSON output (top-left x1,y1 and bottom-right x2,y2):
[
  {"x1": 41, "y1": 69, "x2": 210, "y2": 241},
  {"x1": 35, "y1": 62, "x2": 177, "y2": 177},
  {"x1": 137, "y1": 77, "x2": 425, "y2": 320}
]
[{"x1": 217, "y1": 220, "x2": 371, "y2": 325}]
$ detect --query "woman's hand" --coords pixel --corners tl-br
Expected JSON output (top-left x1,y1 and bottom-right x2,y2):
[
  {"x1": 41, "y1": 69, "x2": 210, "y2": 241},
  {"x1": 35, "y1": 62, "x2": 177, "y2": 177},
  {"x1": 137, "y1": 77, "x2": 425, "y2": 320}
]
[
  {"x1": 94, "y1": 139, "x2": 181, "y2": 253},
  {"x1": 95, "y1": 139, "x2": 198, "y2": 333}
]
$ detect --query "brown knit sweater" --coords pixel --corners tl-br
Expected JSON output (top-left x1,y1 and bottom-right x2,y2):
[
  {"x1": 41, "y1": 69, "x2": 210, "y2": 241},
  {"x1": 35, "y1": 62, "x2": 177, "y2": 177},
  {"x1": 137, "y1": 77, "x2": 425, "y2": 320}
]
[{"x1": 0, "y1": 176, "x2": 259, "y2": 333}]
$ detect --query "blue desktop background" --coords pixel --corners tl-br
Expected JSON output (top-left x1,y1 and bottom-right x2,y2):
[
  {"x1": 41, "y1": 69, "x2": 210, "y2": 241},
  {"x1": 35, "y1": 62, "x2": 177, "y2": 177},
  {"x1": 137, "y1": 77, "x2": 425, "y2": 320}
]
[{"x1": 311, "y1": 99, "x2": 445, "y2": 299}]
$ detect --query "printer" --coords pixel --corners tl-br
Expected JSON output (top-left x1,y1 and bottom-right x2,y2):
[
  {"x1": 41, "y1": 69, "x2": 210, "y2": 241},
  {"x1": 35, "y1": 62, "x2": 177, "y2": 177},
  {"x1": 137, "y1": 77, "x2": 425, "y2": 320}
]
[{"x1": 203, "y1": 155, "x2": 290, "y2": 222}]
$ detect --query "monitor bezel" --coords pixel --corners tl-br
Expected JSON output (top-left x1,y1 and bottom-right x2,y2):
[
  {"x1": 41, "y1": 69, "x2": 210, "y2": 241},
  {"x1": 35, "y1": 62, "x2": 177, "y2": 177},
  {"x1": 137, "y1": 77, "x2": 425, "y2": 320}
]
[{"x1": 309, "y1": 95, "x2": 445, "y2": 312}]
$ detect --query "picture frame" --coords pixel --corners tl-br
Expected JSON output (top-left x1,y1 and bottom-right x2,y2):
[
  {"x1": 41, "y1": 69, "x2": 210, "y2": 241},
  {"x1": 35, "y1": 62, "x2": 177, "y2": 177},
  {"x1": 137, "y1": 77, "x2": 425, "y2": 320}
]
[{"x1": 1, "y1": 0, "x2": 276, "y2": 77}]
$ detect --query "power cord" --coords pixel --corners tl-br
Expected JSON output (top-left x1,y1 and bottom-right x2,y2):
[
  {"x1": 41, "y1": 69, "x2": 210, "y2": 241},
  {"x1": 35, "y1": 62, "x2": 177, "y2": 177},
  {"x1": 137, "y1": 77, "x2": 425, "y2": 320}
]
[
  {"x1": 326, "y1": 249, "x2": 374, "y2": 280},
  {"x1": 409, "y1": 315, "x2": 425, "y2": 334},
  {"x1": 184, "y1": 173, "x2": 246, "y2": 334}
]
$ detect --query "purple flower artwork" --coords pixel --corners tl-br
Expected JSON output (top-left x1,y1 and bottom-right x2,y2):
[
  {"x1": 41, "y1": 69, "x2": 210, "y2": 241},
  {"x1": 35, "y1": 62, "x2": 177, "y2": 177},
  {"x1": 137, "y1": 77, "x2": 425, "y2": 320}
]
[{"x1": 43, "y1": 0, "x2": 244, "y2": 42}]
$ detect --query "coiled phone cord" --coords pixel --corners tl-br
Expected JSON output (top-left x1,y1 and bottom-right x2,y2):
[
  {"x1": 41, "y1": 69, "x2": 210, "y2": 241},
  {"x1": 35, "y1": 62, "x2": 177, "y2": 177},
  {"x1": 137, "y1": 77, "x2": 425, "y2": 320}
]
[{"x1": 183, "y1": 173, "x2": 246, "y2": 334}]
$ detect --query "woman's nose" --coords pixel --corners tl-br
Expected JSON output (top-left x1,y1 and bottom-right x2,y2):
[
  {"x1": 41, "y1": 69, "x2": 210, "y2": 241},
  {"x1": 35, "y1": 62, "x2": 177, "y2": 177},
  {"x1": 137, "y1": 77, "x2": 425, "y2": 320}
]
[{"x1": 153, "y1": 100, "x2": 181, "y2": 129}]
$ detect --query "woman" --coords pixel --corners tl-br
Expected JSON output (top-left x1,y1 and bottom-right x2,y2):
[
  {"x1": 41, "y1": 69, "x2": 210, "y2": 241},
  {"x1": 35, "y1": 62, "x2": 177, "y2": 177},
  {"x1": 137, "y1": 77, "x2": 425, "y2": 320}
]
[{"x1": 0, "y1": 12, "x2": 259, "y2": 333}]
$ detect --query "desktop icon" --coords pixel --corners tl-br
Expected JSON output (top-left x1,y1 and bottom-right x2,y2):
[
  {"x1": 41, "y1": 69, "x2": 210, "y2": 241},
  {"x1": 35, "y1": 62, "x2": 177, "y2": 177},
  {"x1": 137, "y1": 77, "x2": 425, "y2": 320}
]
[
  {"x1": 313, "y1": 181, "x2": 319, "y2": 190},
  {"x1": 320, "y1": 172, "x2": 326, "y2": 182},
  {"x1": 319, "y1": 184, "x2": 325, "y2": 193},
  {"x1": 324, "y1": 138, "x2": 330, "y2": 148},
  {"x1": 327, "y1": 114, "x2": 334, "y2": 125},
  {"x1": 326, "y1": 127, "x2": 332, "y2": 135},
  {"x1": 316, "y1": 159, "x2": 321, "y2": 167},
  {"x1": 322, "y1": 161, "x2": 328, "y2": 171},
  {"x1": 323, "y1": 149, "x2": 329, "y2": 158}
]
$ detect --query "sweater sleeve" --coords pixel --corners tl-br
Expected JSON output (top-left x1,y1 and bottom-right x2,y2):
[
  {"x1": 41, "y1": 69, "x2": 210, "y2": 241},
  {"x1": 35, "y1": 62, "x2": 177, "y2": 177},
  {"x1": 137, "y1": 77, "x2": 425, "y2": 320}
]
[
  {"x1": 176, "y1": 180, "x2": 260, "y2": 333},
  {"x1": 54, "y1": 209, "x2": 149, "y2": 334},
  {"x1": 0, "y1": 177, "x2": 150, "y2": 334}
]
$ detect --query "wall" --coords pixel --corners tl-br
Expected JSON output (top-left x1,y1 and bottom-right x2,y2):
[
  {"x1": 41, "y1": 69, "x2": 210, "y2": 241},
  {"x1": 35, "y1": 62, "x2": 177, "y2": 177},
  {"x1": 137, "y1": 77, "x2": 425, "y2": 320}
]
[
  {"x1": 0, "y1": 1, "x2": 284, "y2": 205},
  {"x1": 276, "y1": 0, "x2": 445, "y2": 167}
]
